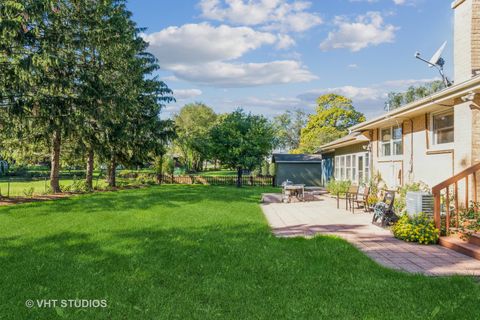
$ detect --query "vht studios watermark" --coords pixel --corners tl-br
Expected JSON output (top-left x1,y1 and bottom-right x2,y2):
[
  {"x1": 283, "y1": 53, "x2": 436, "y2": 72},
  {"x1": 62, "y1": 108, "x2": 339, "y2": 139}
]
[{"x1": 25, "y1": 299, "x2": 107, "y2": 309}]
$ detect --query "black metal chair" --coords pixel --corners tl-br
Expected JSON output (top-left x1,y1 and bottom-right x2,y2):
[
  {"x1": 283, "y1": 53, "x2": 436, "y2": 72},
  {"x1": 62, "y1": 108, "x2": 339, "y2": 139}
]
[{"x1": 372, "y1": 190, "x2": 398, "y2": 227}]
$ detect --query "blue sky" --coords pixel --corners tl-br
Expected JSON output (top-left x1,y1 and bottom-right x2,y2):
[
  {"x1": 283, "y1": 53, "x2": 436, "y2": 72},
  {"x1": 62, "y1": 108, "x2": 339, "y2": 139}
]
[{"x1": 127, "y1": 0, "x2": 454, "y2": 119}]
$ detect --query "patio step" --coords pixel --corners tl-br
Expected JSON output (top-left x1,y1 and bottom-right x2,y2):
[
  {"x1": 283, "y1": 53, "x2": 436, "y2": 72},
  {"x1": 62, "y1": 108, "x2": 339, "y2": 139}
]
[
  {"x1": 439, "y1": 236, "x2": 480, "y2": 260},
  {"x1": 468, "y1": 233, "x2": 480, "y2": 246}
]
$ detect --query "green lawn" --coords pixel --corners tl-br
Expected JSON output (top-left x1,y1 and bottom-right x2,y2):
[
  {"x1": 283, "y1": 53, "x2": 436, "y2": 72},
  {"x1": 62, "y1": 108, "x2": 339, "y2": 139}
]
[
  {"x1": 195, "y1": 170, "x2": 237, "y2": 176},
  {"x1": 0, "y1": 178, "x2": 109, "y2": 197},
  {"x1": 0, "y1": 185, "x2": 479, "y2": 319}
]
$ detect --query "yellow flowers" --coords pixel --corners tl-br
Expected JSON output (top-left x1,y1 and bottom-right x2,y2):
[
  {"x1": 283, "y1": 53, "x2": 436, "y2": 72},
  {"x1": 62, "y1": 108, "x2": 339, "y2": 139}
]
[{"x1": 392, "y1": 213, "x2": 439, "y2": 244}]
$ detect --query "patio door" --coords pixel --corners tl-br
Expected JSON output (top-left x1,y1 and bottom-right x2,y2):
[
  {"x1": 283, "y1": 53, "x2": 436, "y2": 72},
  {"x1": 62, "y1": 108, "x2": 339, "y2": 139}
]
[
  {"x1": 358, "y1": 155, "x2": 364, "y2": 183},
  {"x1": 356, "y1": 153, "x2": 370, "y2": 184}
]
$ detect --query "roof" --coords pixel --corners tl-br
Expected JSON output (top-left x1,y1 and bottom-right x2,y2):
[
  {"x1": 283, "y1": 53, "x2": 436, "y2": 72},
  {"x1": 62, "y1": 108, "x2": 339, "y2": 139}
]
[
  {"x1": 350, "y1": 75, "x2": 480, "y2": 132},
  {"x1": 272, "y1": 153, "x2": 323, "y2": 163},
  {"x1": 317, "y1": 132, "x2": 369, "y2": 153}
]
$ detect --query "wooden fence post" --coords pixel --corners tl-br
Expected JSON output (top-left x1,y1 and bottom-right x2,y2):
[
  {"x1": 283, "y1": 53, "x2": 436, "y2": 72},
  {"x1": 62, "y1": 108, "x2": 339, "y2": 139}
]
[{"x1": 433, "y1": 191, "x2": 441, "y2": 231}]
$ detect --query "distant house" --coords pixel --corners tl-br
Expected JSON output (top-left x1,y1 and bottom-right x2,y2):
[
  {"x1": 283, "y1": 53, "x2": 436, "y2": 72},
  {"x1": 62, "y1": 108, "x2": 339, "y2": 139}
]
[
  {"x1": 319, "y1": 0, "x2": 480, "y2": 191},
  {"x1": 272, "y1": 154, "x2": 325, "y2": 187}
]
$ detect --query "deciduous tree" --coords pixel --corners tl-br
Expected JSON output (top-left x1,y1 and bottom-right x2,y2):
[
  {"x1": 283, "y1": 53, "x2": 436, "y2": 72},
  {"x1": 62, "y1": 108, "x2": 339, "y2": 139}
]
[
  {"x1": 210, "y1": 109, "x2": 276, "y2": 187},
  {"x1": 294, "y1": 94, "x2": 365, "y2": 153}
]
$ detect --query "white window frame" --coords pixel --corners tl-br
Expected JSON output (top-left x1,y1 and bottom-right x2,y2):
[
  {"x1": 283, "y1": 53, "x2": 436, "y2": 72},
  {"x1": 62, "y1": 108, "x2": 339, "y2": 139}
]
[
  {"x1": 380, "y1": 125, "x2": 403, "y2": 158},
  {"x1": 430, "y1": 110, "x2": 454, "y2": 149},
  {"x1": 334, "y1": 152, "x2": 370, "y2": 183}
]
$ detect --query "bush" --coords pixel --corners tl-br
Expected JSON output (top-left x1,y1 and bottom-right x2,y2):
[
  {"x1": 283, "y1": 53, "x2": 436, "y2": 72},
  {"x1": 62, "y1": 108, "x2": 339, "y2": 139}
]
[
  {"x1": 135, "y1": 173, "x2": 156, "y2": 185},
  {"x1": 392, "y1": 213, "x2": 439, "y2": 244},
  {"x1": 326, "y1": 180, "x2": 351, "y2": 196},
  {"x1": 22, "y1": 187, "x2": 35, "y2": 198}
]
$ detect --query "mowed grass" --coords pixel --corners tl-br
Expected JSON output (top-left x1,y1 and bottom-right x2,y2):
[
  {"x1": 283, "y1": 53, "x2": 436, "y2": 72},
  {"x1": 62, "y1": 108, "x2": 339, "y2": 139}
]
[
  {"x1": 0, "y1": 185, "x2": 479, "y2": 319},
  {"x1": 195, "y1": 170, "x2": 237, "y2": 176},
  {"x1": 0, "y1": 178, "x2": 108, "y2": 197}
]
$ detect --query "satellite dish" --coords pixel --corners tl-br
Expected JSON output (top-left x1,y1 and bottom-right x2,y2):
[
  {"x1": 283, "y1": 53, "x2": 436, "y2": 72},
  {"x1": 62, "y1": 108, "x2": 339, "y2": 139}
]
[
  {"x1": 415, "y1": 41, "x2": 452, "y2": 87},
  {"x1": 429, "y1": 41, "x2": 447, "y2": 67}
]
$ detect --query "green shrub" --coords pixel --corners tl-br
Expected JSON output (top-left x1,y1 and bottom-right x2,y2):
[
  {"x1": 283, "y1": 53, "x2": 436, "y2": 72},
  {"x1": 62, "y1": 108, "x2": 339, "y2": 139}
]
[
  {"x1": 392, "y1": 213, "x2": 439, "y2": 244},
  {"x1": 22, "y1": 187, "x2": 35, "y2": 198},
  {"x1": 135, "y1": 173, "x2": 155, "y2": 185},
  {"x1": 367, "y1": 194, "x2": 379, "y2": 206},
  {"x1": 326, "y1": 180, "x2": 351, "y2": 196}
]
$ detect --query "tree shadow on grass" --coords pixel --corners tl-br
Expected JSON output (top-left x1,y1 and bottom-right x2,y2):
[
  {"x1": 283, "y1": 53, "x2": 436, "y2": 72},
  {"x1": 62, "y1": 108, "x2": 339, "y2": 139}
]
[{"x1": 1, "y1": 224, "x2": 480, "y2": 320}]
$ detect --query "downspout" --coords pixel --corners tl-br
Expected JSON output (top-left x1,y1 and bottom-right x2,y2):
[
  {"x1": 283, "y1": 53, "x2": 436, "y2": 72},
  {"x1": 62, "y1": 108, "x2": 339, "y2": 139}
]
[{"x1": 409, "y1": 118, "x2": 414, "y2": 182}]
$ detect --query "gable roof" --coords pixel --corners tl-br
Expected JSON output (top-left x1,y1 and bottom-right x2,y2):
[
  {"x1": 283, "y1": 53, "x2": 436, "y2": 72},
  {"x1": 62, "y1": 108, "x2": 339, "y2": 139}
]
[
  {"x1": 272, "y1": 153, "x2": 323, "y2": 163},
  {"x1": 318, "y1": 132, "x2": 369, "y2": 153}
]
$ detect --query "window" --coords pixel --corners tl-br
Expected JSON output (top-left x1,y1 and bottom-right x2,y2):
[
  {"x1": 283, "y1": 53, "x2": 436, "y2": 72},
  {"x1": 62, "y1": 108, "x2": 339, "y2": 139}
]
[
  {"x1": 432, "y1": 111, "x2": 454, "y2": 145},
  {"x1": 380, "y1": 125, "x2": 403, "y2": 157},
  {"x1": 335, "y1": 153, "x2": 370, "y2": 182}
]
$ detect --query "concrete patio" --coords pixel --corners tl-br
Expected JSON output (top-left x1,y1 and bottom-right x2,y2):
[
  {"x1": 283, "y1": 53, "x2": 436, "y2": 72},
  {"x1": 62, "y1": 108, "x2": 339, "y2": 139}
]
[{"x1": 261, "y1": 194, "x2": 480, "y2": 276}]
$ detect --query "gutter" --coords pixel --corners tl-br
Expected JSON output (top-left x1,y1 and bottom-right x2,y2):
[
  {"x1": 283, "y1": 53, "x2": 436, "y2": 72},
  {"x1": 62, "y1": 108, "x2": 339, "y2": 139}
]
[{"x1": 350, "y1": 75, "x2": 480, "y2": 132}]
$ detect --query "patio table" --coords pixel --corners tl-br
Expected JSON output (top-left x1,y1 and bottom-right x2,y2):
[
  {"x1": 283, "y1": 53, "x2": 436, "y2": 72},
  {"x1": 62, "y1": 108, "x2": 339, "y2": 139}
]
[{"x1": 282, "y1": 184, "x2": 305, "y2": 202}]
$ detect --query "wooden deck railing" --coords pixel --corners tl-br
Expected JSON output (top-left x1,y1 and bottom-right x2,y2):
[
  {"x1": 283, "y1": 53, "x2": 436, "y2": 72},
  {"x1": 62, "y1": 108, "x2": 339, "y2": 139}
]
[{"x1": 432, "y1": 162, "x2": 480, "y2": 233}]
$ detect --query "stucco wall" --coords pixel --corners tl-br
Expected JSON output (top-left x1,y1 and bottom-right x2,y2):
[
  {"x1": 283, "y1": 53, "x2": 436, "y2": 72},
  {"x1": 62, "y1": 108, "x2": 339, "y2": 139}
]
[{"x1": 370, "y1": 115, "x2": 453, "y2": 190}]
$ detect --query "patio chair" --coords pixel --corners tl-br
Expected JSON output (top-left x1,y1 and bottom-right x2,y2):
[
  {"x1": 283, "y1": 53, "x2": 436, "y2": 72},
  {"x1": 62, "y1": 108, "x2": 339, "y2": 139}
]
[
  {"x1": 350, "y1": 186, "x2": 370, "y2": 214},
  {"x1": 371, "y1": 190, "x2": 398, "y2": 227},
  {"x1": 337, "y1": 185, "x2": 358, "y2": 210}
]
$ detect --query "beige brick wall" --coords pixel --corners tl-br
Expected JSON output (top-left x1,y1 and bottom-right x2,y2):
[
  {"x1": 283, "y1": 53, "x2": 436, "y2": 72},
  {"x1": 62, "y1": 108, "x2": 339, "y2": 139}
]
[
  {"x1": 472, "y1": 106, "x2": 480, "y2": 202},
  {"x1": 454, "y1": 0, "x2": 473, "y2": 82},
  {"x1": 472, "y1": 1, "x2": 480, "y2": 75}
]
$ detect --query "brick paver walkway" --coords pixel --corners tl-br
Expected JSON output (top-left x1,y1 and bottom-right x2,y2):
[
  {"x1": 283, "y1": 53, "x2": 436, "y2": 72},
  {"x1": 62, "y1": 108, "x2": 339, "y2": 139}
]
[{"x1": 261, "y1": 194, "x2": 480, "y2": 276}]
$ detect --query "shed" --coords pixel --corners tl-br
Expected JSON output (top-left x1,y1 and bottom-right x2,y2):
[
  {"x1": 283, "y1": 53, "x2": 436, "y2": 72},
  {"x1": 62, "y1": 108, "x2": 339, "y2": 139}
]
[{"x1": 272, "y1": 154, "x2": 323, "y2": 187}]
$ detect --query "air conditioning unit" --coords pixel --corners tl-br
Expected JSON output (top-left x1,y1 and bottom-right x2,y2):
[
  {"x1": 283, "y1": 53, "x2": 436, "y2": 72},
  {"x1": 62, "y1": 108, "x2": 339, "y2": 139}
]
[{"x1": 406, "y1": 191, "x2": 434, "y2": 217}]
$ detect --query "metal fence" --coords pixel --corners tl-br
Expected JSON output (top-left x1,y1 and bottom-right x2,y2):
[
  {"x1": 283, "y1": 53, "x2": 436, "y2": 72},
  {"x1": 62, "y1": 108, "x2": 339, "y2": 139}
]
[
  {"x1": 0, "y1": 173, "x2": 275, "y2": 198},
  {"x1": 159, "y1": 174, "x2": 275, "y2": 186}
]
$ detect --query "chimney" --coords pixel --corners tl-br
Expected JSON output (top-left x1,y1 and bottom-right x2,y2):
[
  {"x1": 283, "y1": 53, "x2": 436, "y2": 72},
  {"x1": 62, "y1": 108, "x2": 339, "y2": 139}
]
[{"x1": 452, "y1": 0, "x2": 480, "y2": 83}]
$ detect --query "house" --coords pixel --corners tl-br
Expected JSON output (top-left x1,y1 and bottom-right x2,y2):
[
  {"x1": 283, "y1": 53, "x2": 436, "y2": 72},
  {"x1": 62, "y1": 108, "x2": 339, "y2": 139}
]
[
  {"x1": 272, "y1": 154, "x2": 324, "y2": 186},
  {"x1": 319, "y1": 0, "x2": 480, "y2": 193}
]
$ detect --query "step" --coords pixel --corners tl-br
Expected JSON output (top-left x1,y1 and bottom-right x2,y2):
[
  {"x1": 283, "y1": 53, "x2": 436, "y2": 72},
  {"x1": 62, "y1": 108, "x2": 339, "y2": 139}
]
[
  {"x1": 449, "y1": 229, "x2": 480, "y2": 246},
  {"x1": 439, "y1": 236, "x2": 480, "y2": 260},
  {"x1": 468, "y1": 233, "x2": 480, "y2": 246}
]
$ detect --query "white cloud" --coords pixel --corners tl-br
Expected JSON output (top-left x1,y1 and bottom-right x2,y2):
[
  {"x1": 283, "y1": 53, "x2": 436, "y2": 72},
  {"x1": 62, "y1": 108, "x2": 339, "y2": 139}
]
[
  {"x1": 161, "y1": 75, "x2": 179, "y2": 82},
  {"x1": 198, "y1": 0, "x2": 322, "y2": 32},
  {"x1": 393, "y1": 0, "x2": 406, "y2": 4},
  {"x1": 297, "y1": 77, "x2": 439, "y2": 118},
  {"x1": 348, "y1": 64, "x2": 358, "y2": 68},
  {"x1": 276, "y1": 34, "x2": 296, "y2": 49},
  {"x1": 320, "y1": 12, "x2": 398, "y2": 52},
  {"x1": 170, "y1": 60, "x2": 317, "y2": 87},
  {"x1": 298, "y1": 86, "x2": 383, "y2": 104},
  {"x1": 208, "y1": 95, "x2": 308, "y2": 117},
  {"x1": 144, "y1": 23, "x2": 316, "y2": 87},
  {"x1": 173, "y1": 89, "x2": 203, "y2": 100},
  {"x1": 143, "y1": 23, "x2": 276, "y2": 65}
]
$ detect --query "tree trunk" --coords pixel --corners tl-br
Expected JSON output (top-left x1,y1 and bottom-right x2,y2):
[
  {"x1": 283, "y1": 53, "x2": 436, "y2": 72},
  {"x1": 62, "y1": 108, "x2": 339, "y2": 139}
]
[
  {"x1": 85, "y1": 147, "x2": 94, "y2": 191},
  {"x1": 236, "y1": 167, "x2": 243, "y2": 188},
  {"x1": 107, "y1": 154, "x2": 116, "y2": 187},
  {"x1": 156, "y1": 155, "x2": 164, "y2": 184},
  {"x1": 50, "y1": 129, "x2": 62, "y2": 193}
]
